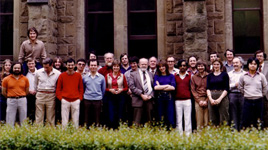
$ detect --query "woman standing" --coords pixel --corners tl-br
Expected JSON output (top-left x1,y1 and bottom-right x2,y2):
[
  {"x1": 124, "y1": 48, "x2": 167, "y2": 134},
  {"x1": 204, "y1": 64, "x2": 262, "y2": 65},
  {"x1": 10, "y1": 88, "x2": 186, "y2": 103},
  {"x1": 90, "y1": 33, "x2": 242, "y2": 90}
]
[
  {"x1": 154, "y1": 60, "x2": 176, "y2": 128},
  {"x1": 0, "y1": 59, "x2": 12, "y2": 122},
  {"x1": 207, "y1": 58, "x2": 230, "y2": 126},
  {"x1": 105, "y1": 60, "x2": 128, "y2": 128}
]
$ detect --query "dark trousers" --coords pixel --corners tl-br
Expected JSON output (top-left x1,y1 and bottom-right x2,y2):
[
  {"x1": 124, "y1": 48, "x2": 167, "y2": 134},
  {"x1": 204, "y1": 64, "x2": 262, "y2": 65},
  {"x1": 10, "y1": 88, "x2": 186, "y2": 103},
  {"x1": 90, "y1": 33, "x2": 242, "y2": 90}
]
[
  {"x1": 55, "y1": 98, "x2": 61, "y2": 124},
  {"x1": 0, "y1": 95, "x2": 7, "y2": 122},
  {"x1": 208, "y1": 91, "x2": 229, "y2": 126},
  {"x1": 262, "y1": 97, "x2": 268, "y2": 127},
  {"x1": 107, "y1": 93, "x2": 125, "y2": 128},
  {"x1": 156, "y1": 92, "x2": 175, "y2": 128},
  {"x1": 27, "y1": 94, "x2": 36, "y2": 123},
  {"x1": 84, "y1": 99, "x2": 102, "y2": 127},
  {"x1": 242, "y1": 98, "x2": 263, "y2": 129},
  {"x1": 125, "y1": 94, "x2": 133, "y2": 126},
  {"x1": 133, "y1": 100, "x2": 153, "y2": 125},
  {"x1": 229, "y1": 92, "x2": 244, "y2": 131}
]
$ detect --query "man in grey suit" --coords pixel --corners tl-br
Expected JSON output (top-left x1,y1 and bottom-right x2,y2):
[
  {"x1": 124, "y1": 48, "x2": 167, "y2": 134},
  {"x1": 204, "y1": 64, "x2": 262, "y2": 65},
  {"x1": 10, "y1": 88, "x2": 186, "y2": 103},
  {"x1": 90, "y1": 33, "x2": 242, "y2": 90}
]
[
  {"x1": 255, "y1": 50, "x2": 268, "y2": 127},
  {"x1": 129, "y1": 58, "x2": 154, "y2": 125}
]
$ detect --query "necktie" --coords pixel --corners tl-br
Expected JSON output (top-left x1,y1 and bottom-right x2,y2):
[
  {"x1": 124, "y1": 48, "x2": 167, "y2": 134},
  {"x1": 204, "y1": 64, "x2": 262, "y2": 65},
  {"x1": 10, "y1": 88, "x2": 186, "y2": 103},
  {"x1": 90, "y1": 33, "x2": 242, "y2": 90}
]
[
  {"x1": 259, "y1": 64, "x2": 262, "y2": 72},
  {"x1": 143, "y1": 71, "x2": 149, "y2": 94},
  {"x1": 151, "y1": 70, "x2": 155, "y2": 74}
]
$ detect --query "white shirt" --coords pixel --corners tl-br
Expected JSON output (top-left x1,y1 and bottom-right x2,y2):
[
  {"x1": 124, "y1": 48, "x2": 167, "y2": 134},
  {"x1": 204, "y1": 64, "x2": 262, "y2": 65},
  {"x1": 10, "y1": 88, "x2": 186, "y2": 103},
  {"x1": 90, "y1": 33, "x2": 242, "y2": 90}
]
[
  {"x1": 87, "y1": 72, "x2": 100, "y2": 79},
  {"x1": 170, "y1": 67, "x2": 179, "y2": 75},
  {"x1": 139, "y1": 69, "x2": 153, "y2": 95},
  {"x1": 149, "y1": 68, "x2": 156, "y2": 75},
  {"x1": 177, "y1": 70, "x2": 189, "y2": 80},
  {"x1": 228, "y1": 69, "x2": 246, "y2": 92},
  {"x1": 26, "y1": 68, "x2": 37, "y2": 91},
  {"x1": 34, "y1": 68, "x2": 61, "y2": 92}
]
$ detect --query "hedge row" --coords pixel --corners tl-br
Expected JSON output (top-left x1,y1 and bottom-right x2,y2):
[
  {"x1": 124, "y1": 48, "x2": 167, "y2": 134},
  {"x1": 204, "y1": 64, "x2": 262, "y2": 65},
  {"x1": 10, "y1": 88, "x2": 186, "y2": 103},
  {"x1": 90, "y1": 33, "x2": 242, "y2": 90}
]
[{"x1": 0, "y1": 123, "x2": 267, "y2": 149}]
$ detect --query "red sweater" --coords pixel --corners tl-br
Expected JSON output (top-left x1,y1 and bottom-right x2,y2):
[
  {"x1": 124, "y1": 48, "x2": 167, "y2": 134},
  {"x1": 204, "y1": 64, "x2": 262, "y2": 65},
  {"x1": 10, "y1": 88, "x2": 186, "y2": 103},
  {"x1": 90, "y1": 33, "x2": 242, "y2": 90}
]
[
  {"x1": 56, "y1": 72, "x2": 84, "y2": 102},
  {"x1": 174, "y1": 73, "x2": 191, "y2": 100}
]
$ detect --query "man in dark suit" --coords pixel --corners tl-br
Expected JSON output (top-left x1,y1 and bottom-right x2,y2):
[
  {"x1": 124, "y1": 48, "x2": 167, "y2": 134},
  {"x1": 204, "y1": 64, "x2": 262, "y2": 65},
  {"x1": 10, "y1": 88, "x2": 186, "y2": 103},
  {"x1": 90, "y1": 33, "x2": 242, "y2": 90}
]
[
  {"x1": 129, "y1": 58, "x2": 154, "y2": 125},
  {"x1": 255, "y1": 50, "x2": 268, "y2": 127}
]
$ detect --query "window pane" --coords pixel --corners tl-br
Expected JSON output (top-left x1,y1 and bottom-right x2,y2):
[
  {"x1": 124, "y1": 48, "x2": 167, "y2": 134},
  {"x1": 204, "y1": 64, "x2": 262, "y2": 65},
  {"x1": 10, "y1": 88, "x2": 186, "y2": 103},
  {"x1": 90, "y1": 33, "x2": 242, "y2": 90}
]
[
  {"x1": 0, "y1": 0, "x2": 13, "y2": 13},
  {"x1": 129, "y1": 0, "x2": 155, "y2": 11},
  {"x1": 129, "y1": 13, "x2": 156, "y2": 35},
  {"x1": 88, "y1": 0, "x2": 113, "y2": 11},
  {"x1": 234, "y1": 11, "x2": 261, "y2": 53},
  {"x1": 128, "y1": 40, "x2": 157, "y2": 58},
  {"x1": 233, "y1": 0, "x2": 260, "y2": 8},
  {"x1": 0, "y1": 15, "x2": 13, "y2": 55},
  {"x1": 87, "y1": 14, "x2": 114, "y2": 55}
]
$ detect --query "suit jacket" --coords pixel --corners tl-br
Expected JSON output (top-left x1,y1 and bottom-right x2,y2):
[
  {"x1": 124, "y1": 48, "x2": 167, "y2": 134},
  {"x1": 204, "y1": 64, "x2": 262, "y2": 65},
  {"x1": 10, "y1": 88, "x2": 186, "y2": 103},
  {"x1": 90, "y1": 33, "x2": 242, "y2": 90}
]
[
  {"x1": 261, "y1": 61, "x2": 268, "y2": 99},
  {"x1": 129, "y1": 69, "x2": 154, "y2": 107}
]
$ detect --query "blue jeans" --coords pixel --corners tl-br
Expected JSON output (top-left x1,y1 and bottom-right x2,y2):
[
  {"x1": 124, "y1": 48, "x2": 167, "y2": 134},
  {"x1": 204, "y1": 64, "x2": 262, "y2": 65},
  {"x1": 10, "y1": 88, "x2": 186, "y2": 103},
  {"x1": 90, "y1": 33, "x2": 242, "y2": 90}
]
[
  {"x1": 107, "y1": 93, "x2": 125, "y2": 128},
  {"x1": 242, "y1": 98, "x2": 263, "y2": 129},
  {"x1": 157, "y1": 92, "x2": 175, "y2": 128}
]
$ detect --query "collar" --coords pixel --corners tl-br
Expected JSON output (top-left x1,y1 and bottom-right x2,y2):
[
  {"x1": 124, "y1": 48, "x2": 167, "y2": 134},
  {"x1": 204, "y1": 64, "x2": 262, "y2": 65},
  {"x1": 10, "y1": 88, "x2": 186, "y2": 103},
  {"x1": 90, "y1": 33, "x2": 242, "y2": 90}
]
[
  {"x1": 11, "y1": 74, "x2": 23, "y2": 79},
  {"x1": 230, "y1": 69, "x2": 244, "y2": 73},
  {"x1": 27, "y1": 39, "x2": 38, "y2": 44},
  {"x1": 42, "y1": 68, "x2": 55, "y2": 76},
  {"x1": 176, "y1": 70, "x2": 189, "y2": 76},
  {"x1": 88, "y1": 72, "x2": 100, "y2": 77},
  {"x1": 28, "y1": 68, "x2": 37, "y2": 74},
  {"x1": 196, "y1": 72, "x2": 208, "y2": 78},
  {"x1": 245, "y1": 71, "x2": 259, "y2": 78}
]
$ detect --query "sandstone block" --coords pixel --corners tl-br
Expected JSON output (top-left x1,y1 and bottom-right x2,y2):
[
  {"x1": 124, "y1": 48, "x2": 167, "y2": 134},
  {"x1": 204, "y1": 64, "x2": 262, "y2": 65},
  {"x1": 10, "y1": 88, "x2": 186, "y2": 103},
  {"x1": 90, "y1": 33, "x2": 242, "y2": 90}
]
[
  {"x1": 166, "y1": 0, "x2": 173, "y2": 13},
  {"x1": 174, "y1": 43, "x2": 184, "y2": 54},
  {"x1": 167, "y1": 43, "x2": 174, "y2": 55},
  {"x1": 215, "y1": 0, "x2": 224, "y2": 12},
  {"x1": 58, "y1": 45, "x2": 68, "y2": 55},
  {"x1": 28, "y1": 6, "x2": 41, "y2": 19},
  {"x1": 184, "y1": 16, "x2": 207, "y2": 33},
  {"x1": 214, "y1": 20, "x2": 224, "y2": 34},
  {"x1": 174, "y1": 6, "x2": 183, "y2": 13},
  {"x1": 20, "y1": 16, "x2": 29, "y2": 23},
  {"x1": 57, "y1": 1, "x2": 65, "y2": 9},
  {"x1": 208, "y1": 35, "x2": 224, "y2": 42},
  {"x1": 184, "y1": 33, "x2": 195, "y2": 45},
  {"x1": 59, "y1": 16, "x2": 74, "y2": 23},
  {"x1": 208, "y1": 20, "x2": 214, "y2": 27},
  {"x1": 208, "y1": 12, "x2": 223, "y2": 20},
  {"x1": 174, "y1": 0, "x2": 183, "y2": 7},
  {"x1": 68, "y1": 45, "x2": 76, "y2": 56},
  {"x1": 65, "y1": 23, "x2": 76, "y2": 37},
  {"x1": 206, "y1": 0, "x2": 214, "y2": 5},
  {"x1": 66, "y1": 1, "x2": 75, "y2": 16},
  {"x1": 176, "y1": 21, "x2": 183, "y2": 28},
  {"x1": 217, "y1": 42, "x2": 225, "y2": 53},
  {"x1": 206, "y1": 5, "x2": 214, "y2": 12},
  {"x1": 58, "y1": 23, "x2": 65, "y2": 37},
  {"x1": 208, "y1": 27, "x2": 214, "y2": 35},
  {"x1": 20, "y1": 23, "x2": 28, "y2": 38},
  {"x1": 20, "y1": 2, "x2": 28, "y2": 16},
  {"x1": 58, "y1": 37, "x2": 74, "y2": 44},
  {"x1": 167, "y1": 22, "x2": 176, "y2": 36},
  {"x1": 57, "y1": 8, "x2": 65, "y2": 16},
  {"x1": 177, "y1": 28, "x2": 183, "y2": 35},
  {"x1": 167, "y1": 13, "x2": 183, "y2": 21},
  {"x1": 167, "y1": 36, "x2": 183, "y2": 43},
  {"x1": 208, "y1": 42, "x2": 216, "y2": 52}
]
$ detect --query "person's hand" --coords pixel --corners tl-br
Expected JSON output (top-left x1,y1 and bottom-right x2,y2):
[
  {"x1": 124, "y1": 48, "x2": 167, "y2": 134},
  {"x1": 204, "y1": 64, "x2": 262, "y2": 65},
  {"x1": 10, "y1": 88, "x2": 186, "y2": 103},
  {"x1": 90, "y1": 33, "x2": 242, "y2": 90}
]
[
  {"x1": 203, "y1": 101, "x2": 208, "y2": 107},
  {"x1": 199, "y1": 101, "x2": 204, "y2": 107},
  {"x1": 110, "y1": 89, "x2": 116, "y2": 94},
  {"x1": 29, "y1": 90, "x2": 36, "y2": 95},
  {"x1": 141, "y1": 94, "x2": 149, "y2": 101},
  {"x1": 127, "y1": 89, "x2": 132, "y2": 95},
  {"x1": 235, "y1": 82, "x2": 239, "y2": 88}
]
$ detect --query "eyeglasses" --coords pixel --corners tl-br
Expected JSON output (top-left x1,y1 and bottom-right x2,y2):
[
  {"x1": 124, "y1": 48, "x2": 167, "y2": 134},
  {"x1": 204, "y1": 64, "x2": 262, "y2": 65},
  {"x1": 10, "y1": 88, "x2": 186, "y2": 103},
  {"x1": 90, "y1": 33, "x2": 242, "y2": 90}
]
[
  {"x1": 78, "y1": 63, "x2": 85, "y2": 66},
  {"x1": 167, "y1": 61, "x2": 174, "y2": 63}
]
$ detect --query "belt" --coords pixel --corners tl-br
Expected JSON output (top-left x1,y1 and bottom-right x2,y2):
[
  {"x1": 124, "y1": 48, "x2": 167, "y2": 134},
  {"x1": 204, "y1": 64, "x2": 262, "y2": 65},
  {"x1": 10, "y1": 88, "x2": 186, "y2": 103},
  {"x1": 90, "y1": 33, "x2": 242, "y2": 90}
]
[
  {"x1": 210, "y1": 90, "x2": 224, "y2": 92},
  {"x1": 8, "y1": 96, "x2": 26, "y2": 99},
  {"x1": 38, "y1": 91, "x2": 54, "y2": 94}
]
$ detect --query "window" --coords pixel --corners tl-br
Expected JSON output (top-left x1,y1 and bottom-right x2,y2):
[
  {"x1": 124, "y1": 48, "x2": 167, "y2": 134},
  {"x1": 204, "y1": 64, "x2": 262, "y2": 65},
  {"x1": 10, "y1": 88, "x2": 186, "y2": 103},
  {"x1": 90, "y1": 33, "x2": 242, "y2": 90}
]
[
  {"x1": 233, "y1": 0, "x2": 263, "y2": 54},
  {"x1": 128, "y1": 0, "x2": 157, "y2": 58},
  {"x1": 0, "y1": 0, "x2": 13, "y2": 55},
  {"x1": 86, "y1": 0, "x2": 114, "y2": 58}
]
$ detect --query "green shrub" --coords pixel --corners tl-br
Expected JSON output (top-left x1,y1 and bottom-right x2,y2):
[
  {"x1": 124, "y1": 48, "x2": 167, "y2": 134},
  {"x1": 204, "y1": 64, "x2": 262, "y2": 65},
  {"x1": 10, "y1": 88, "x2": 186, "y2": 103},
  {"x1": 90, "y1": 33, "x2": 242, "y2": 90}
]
[{"x1": 0, "y1": 123, "x2": 268, "y2": 149}]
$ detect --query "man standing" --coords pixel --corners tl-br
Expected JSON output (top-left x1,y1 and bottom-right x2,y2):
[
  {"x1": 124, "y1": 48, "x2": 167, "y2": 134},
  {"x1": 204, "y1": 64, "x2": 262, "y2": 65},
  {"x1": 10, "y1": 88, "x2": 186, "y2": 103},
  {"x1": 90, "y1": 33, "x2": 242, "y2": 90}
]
[
  {"x1": 148, "y1": 56, "x2": 157, "y2": 75},
  {"x1": 83, "y1": 59, "x2": 106, "y2": 127},
  {"x1": 26, "y1": 58, "x2": 37, "y2": 122},
  {"x1": 228, "y1": 57, "x2": 245, "y2": 130},
  {"x1": 98, "y1": 52, "x2": 114, "y2": 77},
  {"x1": 239, "y1": 57, "x2": 267, "y2": 128},
  {"x1": 129, "y1": 58, "x2": 154, "y2": 125},
  {"x1": 174, "y1": 60, "x2": 192, "y2": 135},
  {"x1": 56, "y1": 58, "x2": 84, "y2": 128},
  {"x1": 18, "y1": 27, "x2": 46, "y2": 74},
  {"x1": 166, "y1": 56, "x2": 179, "y2": 74},
  {"x1": 76, "y1": 58, "x2": 87, "y2": 76},
  {"x1": 224, "y1": 49, "x2": 235, "y2": 72},
  {"x1": 2, "y1": 62, "x2": 29, "y2": 126},
  {"x1": 34, "y1": 58, "x2": 61, "y2": 126},
  {"x1": 191, "y1": 61, "x2": 209, "y2": 129},
  {"x1": 120, "y1": 53, "x2": 131, "y2": 74},
  {"x1": 208, "y1": 52, "x2": 218, "y2": 71},
  {"x1": 255, "y1": 50, "x2": 268, "y2": 127}
]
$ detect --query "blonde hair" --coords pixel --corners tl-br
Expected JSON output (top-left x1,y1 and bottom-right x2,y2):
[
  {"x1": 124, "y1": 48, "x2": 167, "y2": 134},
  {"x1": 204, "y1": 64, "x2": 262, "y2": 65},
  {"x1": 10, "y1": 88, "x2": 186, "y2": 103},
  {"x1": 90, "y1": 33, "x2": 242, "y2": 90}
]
[{"x1": 1, "y1": 59, "x2": 12, "y2": 80}]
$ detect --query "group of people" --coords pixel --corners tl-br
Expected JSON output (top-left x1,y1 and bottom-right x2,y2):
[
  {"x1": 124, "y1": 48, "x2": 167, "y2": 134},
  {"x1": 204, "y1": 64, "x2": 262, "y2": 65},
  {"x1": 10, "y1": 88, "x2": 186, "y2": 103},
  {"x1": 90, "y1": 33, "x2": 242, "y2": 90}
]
[{"x1": 1, "y1": 27, "x2": 268, "y2": 136}]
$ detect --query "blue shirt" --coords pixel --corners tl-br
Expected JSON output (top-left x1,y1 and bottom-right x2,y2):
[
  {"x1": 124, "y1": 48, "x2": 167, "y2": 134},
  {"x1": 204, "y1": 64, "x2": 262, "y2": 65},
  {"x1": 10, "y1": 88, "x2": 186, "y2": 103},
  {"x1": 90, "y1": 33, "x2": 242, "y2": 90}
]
[
  {"x1": 153, "y1": 74, "x2": 176, "y2": 88},
  {"x1": 120, "y1": 66, "x2": 131, "y2": 74},
  {"x1": 83, "y1": 72, "x2": 106, "y2": 100}
]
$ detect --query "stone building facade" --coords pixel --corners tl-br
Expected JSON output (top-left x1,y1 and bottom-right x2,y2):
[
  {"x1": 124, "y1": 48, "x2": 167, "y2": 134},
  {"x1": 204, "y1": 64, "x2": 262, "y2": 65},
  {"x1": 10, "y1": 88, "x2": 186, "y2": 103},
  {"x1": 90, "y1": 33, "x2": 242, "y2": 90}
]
[{"x1": 5, "y1": 0, "x2": 268, "y2": 62}]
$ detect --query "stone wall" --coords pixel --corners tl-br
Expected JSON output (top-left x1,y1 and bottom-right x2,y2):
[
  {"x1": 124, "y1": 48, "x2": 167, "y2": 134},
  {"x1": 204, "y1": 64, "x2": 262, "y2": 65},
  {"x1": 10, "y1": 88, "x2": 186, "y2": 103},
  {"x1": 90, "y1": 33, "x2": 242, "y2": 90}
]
[
  {"x1": 20, "y1": 0, "x2": 29, "y2": 44},
  {"x1": 57, "y1": 0, "x2": 77, "y2": 60},
  {"x1": 166, "y1": 0, "x2": 184, "y2": 60},
  {"x1": 206, "y1": 0, "x2": 225, "y2": 58}
]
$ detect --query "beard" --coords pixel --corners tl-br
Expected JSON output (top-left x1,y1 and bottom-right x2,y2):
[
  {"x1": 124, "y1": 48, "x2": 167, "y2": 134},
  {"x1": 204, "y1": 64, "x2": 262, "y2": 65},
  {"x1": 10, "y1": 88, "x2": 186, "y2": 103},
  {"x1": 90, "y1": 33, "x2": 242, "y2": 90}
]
[
  {"x1": 13, "y1": 71, "x2": 21, "y2": 75},
  {"x1": 107, "y1": 63, "x2": 112, "y2": 67},
  {"x1": 140, "y1": 68, "x2": 147, "y2": 72}
]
